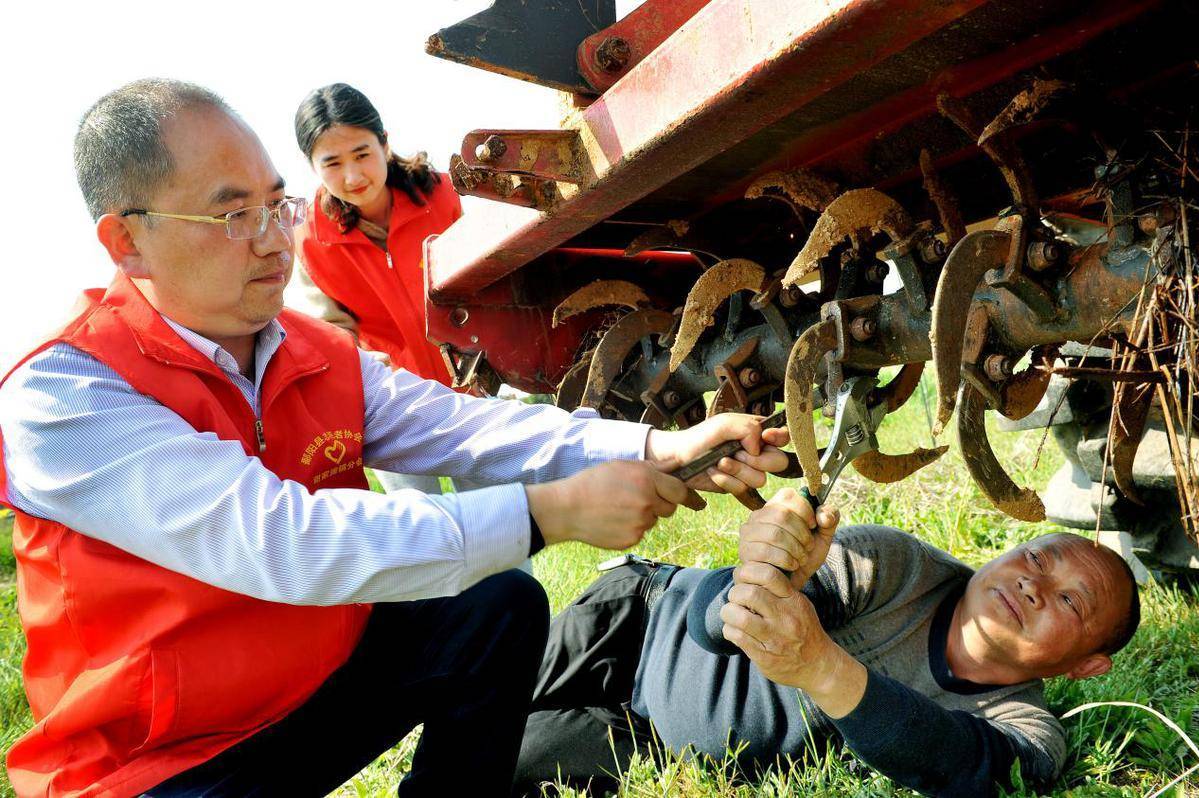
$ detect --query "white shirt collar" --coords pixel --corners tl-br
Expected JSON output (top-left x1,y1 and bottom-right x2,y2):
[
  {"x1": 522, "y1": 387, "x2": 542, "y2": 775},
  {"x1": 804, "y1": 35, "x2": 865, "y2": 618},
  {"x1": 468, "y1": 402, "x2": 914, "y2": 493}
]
[{"x1": 161, "y1": 315, "x2": 287, "y2": 390}]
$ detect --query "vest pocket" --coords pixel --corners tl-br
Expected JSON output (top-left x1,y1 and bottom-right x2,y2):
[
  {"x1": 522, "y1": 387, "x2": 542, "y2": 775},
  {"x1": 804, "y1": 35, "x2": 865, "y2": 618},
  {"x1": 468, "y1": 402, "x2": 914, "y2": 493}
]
[{"x1": 131, "y1": 649, "x2": 180, "y2": 754}]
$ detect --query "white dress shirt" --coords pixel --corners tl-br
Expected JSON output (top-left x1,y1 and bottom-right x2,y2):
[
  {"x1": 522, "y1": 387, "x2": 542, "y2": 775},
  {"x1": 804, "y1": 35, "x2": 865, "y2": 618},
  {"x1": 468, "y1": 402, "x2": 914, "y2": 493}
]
[{"x1": 0, "y1": 317, "x2": 649, "y2": 605}]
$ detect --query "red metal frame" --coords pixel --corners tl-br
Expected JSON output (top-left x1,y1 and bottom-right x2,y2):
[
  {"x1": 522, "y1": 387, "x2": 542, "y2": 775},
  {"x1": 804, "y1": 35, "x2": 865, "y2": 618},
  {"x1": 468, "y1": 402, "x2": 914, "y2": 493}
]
[
  {"x1": 576, "y1": 0, "x2": 709, "y2": 93},
  {"x1": 427, "y1": 0, "x2": 987, "y2": 300},
  {"x1": 425, "y1": 242, "x2": 702, "y2": 392}
]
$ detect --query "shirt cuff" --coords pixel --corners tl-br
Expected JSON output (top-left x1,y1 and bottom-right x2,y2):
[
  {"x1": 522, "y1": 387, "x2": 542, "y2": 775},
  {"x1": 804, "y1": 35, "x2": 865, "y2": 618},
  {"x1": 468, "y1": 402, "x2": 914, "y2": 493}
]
[
  {"x1": 456, "y1": 483, "x2": 534, "y2": 587},
  {"x1": 828, "y1": 668, "x2": 906, "y2": 749},
  {"x1": 574, "y1": 411, "x2": 652, "y2": 463}
]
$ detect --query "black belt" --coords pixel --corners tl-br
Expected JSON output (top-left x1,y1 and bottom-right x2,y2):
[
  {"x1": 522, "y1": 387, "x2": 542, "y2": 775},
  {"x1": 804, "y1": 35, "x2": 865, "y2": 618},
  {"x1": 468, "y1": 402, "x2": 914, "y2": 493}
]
[{"x1": 596, "y1": 554, "x2": 679, "y2": 632}]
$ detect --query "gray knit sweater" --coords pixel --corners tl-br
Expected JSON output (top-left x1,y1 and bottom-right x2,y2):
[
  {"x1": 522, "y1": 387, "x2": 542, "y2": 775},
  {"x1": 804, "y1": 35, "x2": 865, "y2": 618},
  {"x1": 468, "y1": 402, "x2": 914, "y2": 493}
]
[{"x1": 631, "y1": 525, "x2": 1066, "y2": 796}]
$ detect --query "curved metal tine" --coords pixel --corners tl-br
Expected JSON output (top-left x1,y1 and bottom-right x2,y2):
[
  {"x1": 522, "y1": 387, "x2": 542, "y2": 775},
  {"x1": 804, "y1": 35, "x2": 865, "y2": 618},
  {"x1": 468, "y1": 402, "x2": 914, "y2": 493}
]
[
  {"x1": 580, "y1": 309, "x2": 675, "y2": 410},
  {"x1": 783, "y1": 319, "x2": 839, "y2": 496},
  {"x1": 669, "y1": 259, "x2": 766, "y2": 371},
  {"x1": 958, "y1": 383, "x2": 1045, "y2": 521},
  {"x1": 930, "y1": 230, "x2": 1011, "y2": 432}
]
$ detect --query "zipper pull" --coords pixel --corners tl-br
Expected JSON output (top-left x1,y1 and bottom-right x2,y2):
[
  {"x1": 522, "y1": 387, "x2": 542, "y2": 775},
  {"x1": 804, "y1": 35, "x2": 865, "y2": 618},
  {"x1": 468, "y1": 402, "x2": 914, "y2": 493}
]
[
  {"x1": 385, "y1": 252, "x2": 394, "y2": 269},
  {"x1": 255, "y1": 419, "x2": 266, "y2": 452}
]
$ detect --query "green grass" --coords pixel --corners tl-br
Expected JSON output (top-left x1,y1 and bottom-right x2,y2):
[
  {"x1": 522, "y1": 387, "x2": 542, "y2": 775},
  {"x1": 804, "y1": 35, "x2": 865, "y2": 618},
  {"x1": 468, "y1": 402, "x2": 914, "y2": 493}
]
[{"x1": 1, "y1": 384, "x2": 1197, "y2": 796}]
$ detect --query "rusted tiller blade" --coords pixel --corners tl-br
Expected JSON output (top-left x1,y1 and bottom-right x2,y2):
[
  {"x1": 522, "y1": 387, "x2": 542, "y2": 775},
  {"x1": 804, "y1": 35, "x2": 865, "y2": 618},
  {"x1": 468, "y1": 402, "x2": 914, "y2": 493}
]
[
  {"x1": 552, "y1": 280, "x2": 651, "y2": 328},
  {"x1": 579, "y1": 309, "x2": 675, "y2": 410},
  {"x1": 852, "y1": 447, "x2": 949, "y2": 484},
  {"x1": 783, "y1": 319, "x2": 839, "y2": 496},
  {"x1": 958, "y1": 383, "x2": 1046, "y2": 522},
  {"x1": 743, "y1": 168, "x2": 839, "y2": 216},
  {"x1": 782, "y1": 189, "x2": 915, "y2": 288},
  {"x1": 930, "y1": 229, "x2": 1012, "y2": 433},
  {"x1": 1110, "y1": 382, "x2": 1153, "y2": 506},
  {"x1": 998, "y1": 364, "x2": 1052, "y2": 421},
  {"x1": 977, "y1": 79, "x2": 1069, "y2": 148},
  {"x1": 918, "y1": 149, "x2": 966, "y2": 247},
  {"x1": 555, "y1": 355, "x2": 592, "y2": 410},
  {"x1": 624, "y1": 220, "x2": 723, "y2": 261},
  {"x1": 876, "y1": 362, "x2": 925, "y2": 413},
  {"x1": 668, "y1": 259, "x2": 766, "y2": 372}
]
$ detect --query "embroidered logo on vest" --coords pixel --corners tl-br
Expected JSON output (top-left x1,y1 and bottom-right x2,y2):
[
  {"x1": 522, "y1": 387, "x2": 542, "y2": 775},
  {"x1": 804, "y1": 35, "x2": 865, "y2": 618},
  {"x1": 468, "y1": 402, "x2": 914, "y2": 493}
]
[{"x1": 302, "y1": 428, "x2": 364, "y2": 484}]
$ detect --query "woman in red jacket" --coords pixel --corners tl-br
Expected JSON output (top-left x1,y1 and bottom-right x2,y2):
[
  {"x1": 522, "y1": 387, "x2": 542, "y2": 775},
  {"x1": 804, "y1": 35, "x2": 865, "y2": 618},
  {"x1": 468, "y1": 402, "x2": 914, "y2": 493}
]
[{"x1": 293, "y1": 83, "x2": 464, "y2": 495}]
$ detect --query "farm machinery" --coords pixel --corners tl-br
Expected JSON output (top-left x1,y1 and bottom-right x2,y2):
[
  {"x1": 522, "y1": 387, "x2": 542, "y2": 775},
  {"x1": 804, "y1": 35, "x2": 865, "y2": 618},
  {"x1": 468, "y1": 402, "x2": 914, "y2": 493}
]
[{"x1": 422, "y1": 0, "x2": 1199, "y2": 573}]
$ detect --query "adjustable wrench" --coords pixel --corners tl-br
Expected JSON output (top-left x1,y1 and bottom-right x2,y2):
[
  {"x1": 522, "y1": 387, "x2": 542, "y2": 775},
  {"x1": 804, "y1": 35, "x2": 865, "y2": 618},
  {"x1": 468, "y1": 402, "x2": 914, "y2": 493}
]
[{"x1": 800, "y1": 375, "x2": 886, "y2": 512}]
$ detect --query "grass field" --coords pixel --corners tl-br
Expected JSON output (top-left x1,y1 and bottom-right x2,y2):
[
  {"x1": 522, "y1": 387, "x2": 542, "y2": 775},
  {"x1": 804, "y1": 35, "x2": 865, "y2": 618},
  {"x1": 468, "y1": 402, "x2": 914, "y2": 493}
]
[{"x1": 1, "y1": 383, "x2": 1197, "y2": 796}]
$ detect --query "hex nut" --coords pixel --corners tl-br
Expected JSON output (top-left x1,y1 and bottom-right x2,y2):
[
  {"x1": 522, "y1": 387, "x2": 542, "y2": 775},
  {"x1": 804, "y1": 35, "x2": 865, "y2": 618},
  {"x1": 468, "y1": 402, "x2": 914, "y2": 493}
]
[
  {"x1": 1026, "y1": 241, "x2": 1062, "y2": 272},
  {"x1": 919, "y1": 237, "x2": 947, "y2": 264},
  {"x1": 595, "y1": 37, "x2": 631, "y2": 73},
  {"x1": 850, "y1": 317, "x2": 877, "y2": 342},
  {"x1": 984, "y1": 354, "x2": 1013, "y2": 382},
  {"x1": 474, "y1": 135, "x2": 507, "y2": 163}
]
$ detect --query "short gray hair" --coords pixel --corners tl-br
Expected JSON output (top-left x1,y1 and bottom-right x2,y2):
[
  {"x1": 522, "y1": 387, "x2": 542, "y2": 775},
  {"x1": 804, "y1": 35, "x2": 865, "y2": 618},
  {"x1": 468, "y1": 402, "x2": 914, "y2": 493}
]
[{"x1": 74, "y1": 78, "x2": 232, "y2": 221}]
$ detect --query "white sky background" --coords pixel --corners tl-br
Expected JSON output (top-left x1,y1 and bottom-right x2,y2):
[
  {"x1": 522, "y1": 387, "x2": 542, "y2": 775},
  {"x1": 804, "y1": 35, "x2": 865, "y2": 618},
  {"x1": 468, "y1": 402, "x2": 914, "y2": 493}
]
[{"x1": 0, "y1": 1, "x2": 641, "y2": 372}]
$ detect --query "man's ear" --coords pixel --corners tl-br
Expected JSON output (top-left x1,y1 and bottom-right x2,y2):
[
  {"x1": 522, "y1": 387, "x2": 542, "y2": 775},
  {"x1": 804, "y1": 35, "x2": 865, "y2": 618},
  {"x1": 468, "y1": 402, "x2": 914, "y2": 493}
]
[
  {"x1": 96, "y1": 214, "x2": 149, "y2": 278},
  {"x1": 1065, "y1": 654, "x2": 1112, "y2": 680}
]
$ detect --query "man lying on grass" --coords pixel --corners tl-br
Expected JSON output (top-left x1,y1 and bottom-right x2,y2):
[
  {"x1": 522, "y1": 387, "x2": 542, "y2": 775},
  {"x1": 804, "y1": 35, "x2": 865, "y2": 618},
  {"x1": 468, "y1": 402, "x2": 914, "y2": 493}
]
[{"x1": 514, "y1": 489, "x2": 1140, "y2": 797}]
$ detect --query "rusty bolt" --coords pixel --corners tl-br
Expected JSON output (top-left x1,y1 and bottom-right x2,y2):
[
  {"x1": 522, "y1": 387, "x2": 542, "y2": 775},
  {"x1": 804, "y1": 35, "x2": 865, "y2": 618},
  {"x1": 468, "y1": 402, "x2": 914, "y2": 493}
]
[
  {"x1": 474, "y1": 135, "x2": 507, "y2": 164},
  {"x1": 595, "y1": 37, "x2": 632, "y2": 73},
  {"x1": 984, "y1": 354, "x2": 1013, "y2": 382},
  {"x1": 449, "y1": 307, "x2": 470, "y2": 327},
  {"x1": 686, "y1": 402, "x2": 706, "y2": 424},
  {"x1": 662, "y1": 390, "x2": 682, "y2": 409},
  {"x1": 738, "y1": 368, "x2": 761, "y2": 388},
  {"x1": 919, "y1": 237, "x2": 947, "y2": 264},
  {"x1": 748, "y1": 400, "x2": 772, "y2": 416},
  {"x1": 779, "y1": 287, "x2": 802, "y2": 308},
  {"x1": 1026, "y1": 241, "x2": 1061, "y2": 272},
  {"x1": 850, "y1": 317, "x2": 877, "y2": 342},
  {"x1": 1138, "y1": 204, "x2": 1177, "y2": 235},
  {"x1": 865, "y1": 262, "x2": 889, "y2": 283}
]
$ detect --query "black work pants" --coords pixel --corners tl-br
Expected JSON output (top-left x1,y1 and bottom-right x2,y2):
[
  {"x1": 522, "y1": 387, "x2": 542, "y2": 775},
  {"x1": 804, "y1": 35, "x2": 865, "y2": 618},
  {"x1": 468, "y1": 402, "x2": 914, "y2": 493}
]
[
  {"x1": 513, "y1": 562, "x2": 673, "y2": 797},
  {"x1": 143, "y1": 569, "x2": 549, "y2": 798}
]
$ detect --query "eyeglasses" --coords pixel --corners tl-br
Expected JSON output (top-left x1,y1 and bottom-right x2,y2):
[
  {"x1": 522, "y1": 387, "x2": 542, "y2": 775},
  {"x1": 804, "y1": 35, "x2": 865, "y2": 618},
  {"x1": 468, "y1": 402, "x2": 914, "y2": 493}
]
[{"x1": 120, "y1": 197, "x2": 308, "y2": 240}]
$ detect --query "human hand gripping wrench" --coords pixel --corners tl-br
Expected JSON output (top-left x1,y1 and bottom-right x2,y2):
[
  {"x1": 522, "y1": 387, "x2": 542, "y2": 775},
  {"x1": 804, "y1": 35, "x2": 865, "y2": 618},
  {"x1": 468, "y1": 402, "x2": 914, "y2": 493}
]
[
  {"x1": 677, "y1": 376, "x2": 888, "y2": 657},
  {"x1": 670, "y1": 375, "x2": 886, "y2": 573}
]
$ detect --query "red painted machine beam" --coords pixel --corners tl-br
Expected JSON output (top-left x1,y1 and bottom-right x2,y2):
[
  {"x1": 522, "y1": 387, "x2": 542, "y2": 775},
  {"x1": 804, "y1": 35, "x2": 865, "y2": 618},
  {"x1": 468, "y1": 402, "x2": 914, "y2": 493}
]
[{"x1": 427, "y1": 0, "x2": 987, "y2": 300}]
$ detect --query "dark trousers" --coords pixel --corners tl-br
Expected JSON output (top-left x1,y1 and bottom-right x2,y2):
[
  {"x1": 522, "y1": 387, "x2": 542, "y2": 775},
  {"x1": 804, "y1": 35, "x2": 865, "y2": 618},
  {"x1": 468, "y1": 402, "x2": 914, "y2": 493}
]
[
  {"x1": 513, "y1": 562, "x2": 674, "y2": 797},
  {"x1": 143, "y1": 569, "x2": 549, "y2": 798}
]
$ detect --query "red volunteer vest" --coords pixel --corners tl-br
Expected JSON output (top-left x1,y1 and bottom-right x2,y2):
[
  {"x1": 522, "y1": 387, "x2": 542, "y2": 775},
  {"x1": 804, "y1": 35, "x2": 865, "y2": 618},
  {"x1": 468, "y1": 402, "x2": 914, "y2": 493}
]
[
  {"x1": 296, "y1": 179, "x2": 461, "y2": 385},
  {"x1": 0, "y1": 273, "x2": 371, "y2": 797}
]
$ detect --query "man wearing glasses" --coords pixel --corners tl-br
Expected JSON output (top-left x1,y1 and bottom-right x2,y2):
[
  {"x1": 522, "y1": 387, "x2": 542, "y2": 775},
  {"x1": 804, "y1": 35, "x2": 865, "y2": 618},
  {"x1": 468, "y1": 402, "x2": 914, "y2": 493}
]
[{"x1": 0, "y1": 79, "x2": 788, "y2": 797}]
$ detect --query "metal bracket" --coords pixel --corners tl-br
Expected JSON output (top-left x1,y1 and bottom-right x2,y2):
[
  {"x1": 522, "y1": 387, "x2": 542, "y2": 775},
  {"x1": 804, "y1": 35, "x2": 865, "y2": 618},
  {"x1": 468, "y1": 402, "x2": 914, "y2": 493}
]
[
  {"x1": 709, "y1": 337, "x2": 760, "y2": 416},
  {"x1": 459, "y1": 129, "x2": 587, "y2": 184},
  {"x1": 449, "y1": 154, "x2": 562, "y2": 211},
  {"x1": 439, "y1": 344, "x2": 500, "y2": 396}
]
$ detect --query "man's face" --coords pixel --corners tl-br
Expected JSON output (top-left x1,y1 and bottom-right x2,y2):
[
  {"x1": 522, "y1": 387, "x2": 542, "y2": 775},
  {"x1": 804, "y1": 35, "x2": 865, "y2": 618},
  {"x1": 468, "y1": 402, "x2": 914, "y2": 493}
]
[
  {"x1": 126, "y1": 105, "x2": 293, "y2": 340},
  {"x1": 959, "y1": 534, "x2": 1130, "y2": 680}
]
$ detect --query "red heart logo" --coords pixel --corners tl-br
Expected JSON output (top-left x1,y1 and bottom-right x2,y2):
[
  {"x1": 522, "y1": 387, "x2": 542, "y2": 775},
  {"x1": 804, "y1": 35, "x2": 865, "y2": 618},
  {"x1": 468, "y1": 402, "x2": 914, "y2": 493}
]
[{"x1": 324, "y1": 439, "x2": 347, "y2": 464}]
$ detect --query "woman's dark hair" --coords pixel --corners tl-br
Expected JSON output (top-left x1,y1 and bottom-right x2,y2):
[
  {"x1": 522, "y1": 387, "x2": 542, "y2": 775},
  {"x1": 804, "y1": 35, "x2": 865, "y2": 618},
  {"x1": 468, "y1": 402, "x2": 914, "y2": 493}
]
[{"x1": 295, "y1": 83, "x2": 440, "y2": 233}]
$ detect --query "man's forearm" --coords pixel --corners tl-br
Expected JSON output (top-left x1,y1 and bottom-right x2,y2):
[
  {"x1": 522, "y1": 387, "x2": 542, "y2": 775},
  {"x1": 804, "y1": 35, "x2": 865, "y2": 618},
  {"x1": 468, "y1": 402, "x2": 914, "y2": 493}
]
[{"x1": 829, "y1": 670, "x2": 1056, "y2": 797}]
